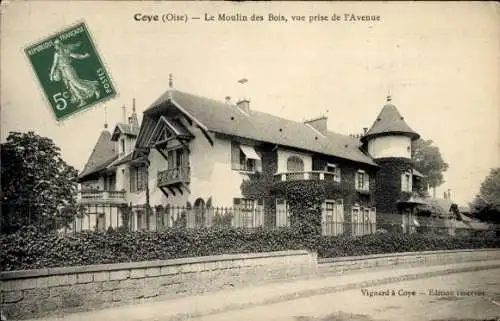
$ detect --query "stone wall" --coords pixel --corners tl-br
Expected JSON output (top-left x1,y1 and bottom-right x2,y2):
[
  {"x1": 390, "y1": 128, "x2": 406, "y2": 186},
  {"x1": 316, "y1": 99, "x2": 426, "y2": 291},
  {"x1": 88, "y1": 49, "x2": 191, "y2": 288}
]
[
  {"x1": 318, "y1": 249, "x2": 500, "y2": 275},
  {"x1": 2, "y1": 249, "x2": 498, "y2": 320},
  {"x1": 0, "y1": 250, "x2": 317, "y2": 320}
]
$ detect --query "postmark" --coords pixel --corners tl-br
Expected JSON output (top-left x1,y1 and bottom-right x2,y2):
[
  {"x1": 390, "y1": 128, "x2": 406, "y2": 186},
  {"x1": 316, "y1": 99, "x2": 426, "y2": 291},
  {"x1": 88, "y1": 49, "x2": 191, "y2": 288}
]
[{"x1": 25, "y1": 22, "x2": 116, "y2": 121}]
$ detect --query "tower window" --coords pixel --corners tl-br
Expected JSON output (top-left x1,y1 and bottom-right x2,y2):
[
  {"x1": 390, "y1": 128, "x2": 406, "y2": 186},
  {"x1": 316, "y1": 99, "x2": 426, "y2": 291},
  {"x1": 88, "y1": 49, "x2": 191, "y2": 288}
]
[{"x1": 401, "y1": 171, "x2": 413, "y2": 192}]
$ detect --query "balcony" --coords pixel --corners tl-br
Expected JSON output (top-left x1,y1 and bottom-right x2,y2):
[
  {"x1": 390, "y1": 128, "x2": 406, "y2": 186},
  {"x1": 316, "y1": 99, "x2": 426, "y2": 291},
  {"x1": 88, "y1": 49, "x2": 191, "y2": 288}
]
[
  {"x1": 157, "y1": 166, "x2": 191, "y2": 187},
  {"x1": 78, "y1": 190, "x2": 127, "y2": 204},
  {"x1": 274, "y1": 171, "x2": 340, "y2": 182}
]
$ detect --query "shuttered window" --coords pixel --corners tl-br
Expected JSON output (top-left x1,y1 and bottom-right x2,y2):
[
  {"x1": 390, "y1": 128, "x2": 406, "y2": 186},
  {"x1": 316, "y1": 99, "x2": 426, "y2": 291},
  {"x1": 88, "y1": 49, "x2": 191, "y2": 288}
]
[{"x1": 130, "y1": 166, "x2": 147, "y2": 192}]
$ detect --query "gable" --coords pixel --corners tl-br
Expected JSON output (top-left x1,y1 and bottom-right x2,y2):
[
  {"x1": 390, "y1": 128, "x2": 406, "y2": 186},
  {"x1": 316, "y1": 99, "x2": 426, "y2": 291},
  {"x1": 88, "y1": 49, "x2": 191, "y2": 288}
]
[{"x1": 146, "y1": 116, "x2": 194, "y2": 148}]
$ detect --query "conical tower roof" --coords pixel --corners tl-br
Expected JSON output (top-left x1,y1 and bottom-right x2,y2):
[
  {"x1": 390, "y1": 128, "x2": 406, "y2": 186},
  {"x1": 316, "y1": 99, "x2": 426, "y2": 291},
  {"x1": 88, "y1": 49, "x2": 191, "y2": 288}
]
[
  {"x1": 361, "y1": 96, "x2": 419, "y2": 143},
  {"x1": 78, "y1": 128, "x2": 118, "y2": 181}
]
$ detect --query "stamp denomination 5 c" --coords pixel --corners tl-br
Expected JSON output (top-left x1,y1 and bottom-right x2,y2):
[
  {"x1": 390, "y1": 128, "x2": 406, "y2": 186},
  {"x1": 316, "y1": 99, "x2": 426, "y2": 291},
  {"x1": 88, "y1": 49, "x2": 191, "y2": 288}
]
[{"x1": 25, "y1": 22, "x2": 116, "y2": 121}]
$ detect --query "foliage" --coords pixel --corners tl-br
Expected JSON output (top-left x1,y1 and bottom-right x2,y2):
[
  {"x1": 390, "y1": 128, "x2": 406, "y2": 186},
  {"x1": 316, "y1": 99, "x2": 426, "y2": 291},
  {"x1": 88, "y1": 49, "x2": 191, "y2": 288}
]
[
  {"x1": 468, "y1": 169, "x2": 500, "y2": 223},
  {"x1": 271, "y1": 180, "x2": 344, "y2": 239},
  {"x1": 411, "y1": 138, "x2": 449, "y2": 189},
  {"x1": 1, "y1": 131, "x2": 79, "y2": 233},
  {"x1": 479, "y1": 168, "x2": 500, "y2": 208},
  {"x1": 315, "y1": 232, "x2": 499, "y2": 258},
  {"x1": 1, "y1": 225, "x2": 498, "y2": 271},
  {"x1": 470, "y1": 197, "x2": 500, "y2": 224}
]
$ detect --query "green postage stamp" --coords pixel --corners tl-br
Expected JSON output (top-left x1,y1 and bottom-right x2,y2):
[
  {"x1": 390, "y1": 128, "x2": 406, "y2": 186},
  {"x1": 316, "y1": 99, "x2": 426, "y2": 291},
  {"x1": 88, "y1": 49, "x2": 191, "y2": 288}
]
[{"x1": 25, "y1": 22, "x2": 116, "y2": 121}]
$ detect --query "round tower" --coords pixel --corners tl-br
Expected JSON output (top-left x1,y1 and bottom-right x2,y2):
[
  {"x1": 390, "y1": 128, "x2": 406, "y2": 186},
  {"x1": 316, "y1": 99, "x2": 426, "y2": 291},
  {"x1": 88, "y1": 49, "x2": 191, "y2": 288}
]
[{"x1": 361, "y1": 96, "x2": 420, "y2": 214}]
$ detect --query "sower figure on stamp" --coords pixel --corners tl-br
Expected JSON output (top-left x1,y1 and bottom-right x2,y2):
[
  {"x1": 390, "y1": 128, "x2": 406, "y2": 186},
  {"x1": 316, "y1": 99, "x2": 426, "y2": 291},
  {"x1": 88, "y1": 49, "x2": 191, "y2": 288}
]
[{"x1": 49, "y1": 39, "x2": 100, "y2": 107}]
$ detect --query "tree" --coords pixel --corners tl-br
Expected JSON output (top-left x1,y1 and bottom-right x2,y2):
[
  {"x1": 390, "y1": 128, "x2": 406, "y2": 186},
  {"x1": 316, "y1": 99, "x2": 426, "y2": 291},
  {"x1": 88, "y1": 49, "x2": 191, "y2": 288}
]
[
  {"x1": 479, "y1": 168, "x2": 500, "y2": 207},
  {"x1": 411, "y1": 138, "x2": 449, "y2": 191},
  {"x1": 1, "y1": 131, "x2": 78, "y2": 233},
  {"x1": 469, "y1": 168, "x2": 500, "y2": 224}
]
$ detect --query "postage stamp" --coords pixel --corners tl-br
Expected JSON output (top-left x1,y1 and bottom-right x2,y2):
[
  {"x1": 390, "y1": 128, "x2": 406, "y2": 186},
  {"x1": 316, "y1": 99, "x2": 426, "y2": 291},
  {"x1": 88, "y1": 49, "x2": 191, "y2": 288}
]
[{"x1": 25, "y1": 22, "x2": 116, "y2": 121}]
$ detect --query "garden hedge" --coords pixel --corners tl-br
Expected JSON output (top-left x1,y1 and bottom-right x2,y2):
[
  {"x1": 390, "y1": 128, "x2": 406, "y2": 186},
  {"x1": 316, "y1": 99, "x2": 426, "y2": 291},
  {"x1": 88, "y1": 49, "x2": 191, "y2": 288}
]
[{"x1": 0, "y1": 226, "x2": 498, "y2": 271}]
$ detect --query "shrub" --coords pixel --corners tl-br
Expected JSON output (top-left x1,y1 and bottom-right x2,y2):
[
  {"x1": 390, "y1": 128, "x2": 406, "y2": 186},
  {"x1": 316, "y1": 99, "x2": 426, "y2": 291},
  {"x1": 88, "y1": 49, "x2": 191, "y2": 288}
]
[{"x1": 0, "y1": 226, "x2": 498, "y2": 271}]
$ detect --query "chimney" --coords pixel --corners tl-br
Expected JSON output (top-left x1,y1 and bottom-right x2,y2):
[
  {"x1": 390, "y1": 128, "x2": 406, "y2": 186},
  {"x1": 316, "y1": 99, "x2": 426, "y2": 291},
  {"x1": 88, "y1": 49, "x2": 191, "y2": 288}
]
[
  {"x1": 304, "y1": 116, "x2": 328, "y2": 135},
  {"x1": 236, "y1": 78, "x2": 249, "y2": 112},
  {"x1": 363, "y1": 127, "x2": 368, "y2": 134},
  {"x1": 122, "y1": 105, "x2": 126, "y2": 123}
]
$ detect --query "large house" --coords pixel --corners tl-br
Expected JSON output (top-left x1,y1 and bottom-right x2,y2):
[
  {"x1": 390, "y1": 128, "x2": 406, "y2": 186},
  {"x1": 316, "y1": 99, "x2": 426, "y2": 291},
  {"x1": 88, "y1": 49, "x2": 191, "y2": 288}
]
[{"x1": 76, "y1": 83, "x2": 426, "y2": 234}]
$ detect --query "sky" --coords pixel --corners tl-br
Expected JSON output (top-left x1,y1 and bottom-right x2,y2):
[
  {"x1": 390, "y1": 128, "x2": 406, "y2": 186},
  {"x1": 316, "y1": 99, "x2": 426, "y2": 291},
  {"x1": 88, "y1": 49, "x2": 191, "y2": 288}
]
[{"x1": 1, "y1": 1, "x2": 499, "y2": 205}]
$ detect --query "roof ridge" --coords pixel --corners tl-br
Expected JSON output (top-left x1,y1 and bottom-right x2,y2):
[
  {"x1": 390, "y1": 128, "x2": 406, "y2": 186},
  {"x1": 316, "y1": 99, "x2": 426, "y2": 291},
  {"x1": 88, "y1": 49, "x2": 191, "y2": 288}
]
[
  {"x1": 162, "y1": 89, "x2": 363, "y2": 141},
  {"x1": 142, "y1": 88, "x2": 377, "y2": 166}
]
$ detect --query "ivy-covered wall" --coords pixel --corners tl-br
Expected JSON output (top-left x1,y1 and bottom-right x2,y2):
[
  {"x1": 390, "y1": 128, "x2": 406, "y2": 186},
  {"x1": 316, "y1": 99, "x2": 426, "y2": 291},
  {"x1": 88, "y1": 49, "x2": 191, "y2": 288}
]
[
  {"x1": 374, "y1": 157, "x2": 413, "y2": 214},
  {"x1": 241, "y1": 146, "x2": 378, "y2": 233},
  {"x1": 240, "y1": 144, "x2": 278, "y2": 227}
]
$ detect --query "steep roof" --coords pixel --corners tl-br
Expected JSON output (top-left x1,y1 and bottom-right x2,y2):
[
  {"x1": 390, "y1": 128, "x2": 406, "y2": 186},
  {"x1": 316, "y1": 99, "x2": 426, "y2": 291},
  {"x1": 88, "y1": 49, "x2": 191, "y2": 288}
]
[
  {"x1": 138, "y1": 89, "x2": 377, "y2": 166},
  {"x1": 361, "y1": 98, "x2": 419, "y2": 142},
  {"x1": 111, "y1": 122, "x2": 139, "y2": 141},
  {"x1": 78, "y1": 130, "x2": 118, "y2": 181}
]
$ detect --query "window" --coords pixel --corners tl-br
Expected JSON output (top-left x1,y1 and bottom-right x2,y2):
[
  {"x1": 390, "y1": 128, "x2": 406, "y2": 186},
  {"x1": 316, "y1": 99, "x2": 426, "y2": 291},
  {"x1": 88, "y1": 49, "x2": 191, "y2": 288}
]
[
  {"x1": 358, "y1": 173, "x2": 365, "y2": 189},
  {"x1": 321, "y1": 199, "x2": 344, "y2": 236},
  {"x1": 74, "y1": 216, "x2": 83, "y2": 232},
  {"x1": 287, "y1": 156, "x2": 305, "y2": 172},
  {"x1": 136, "y1": 210, "x2": 145, "y2": 231},
  {"x1": 325, "y1": 163, "x2": 341, "y2": 182},
  {"x1": 240, "y1": 198, "x2": 255, "y2": 210},
  {"x1": 176, "y1": 149, "x2": 185, "y2": 168},
  {"x1": 104, "y1": 175, "x2": 116, "y2": 191},
  {"x1": 240, "y1": 150, "x2": 256, "y2": 172},
  {"x1": 96, "y1": 213, "x2": 106, "y2": 232},
  {"x1": 401, "y1": 172, "x2": 412, "y2": 192},
  {"x1": 130, "y1": 166, "x2": 147, "y2": 192},
  {"x1": 352, "y1": 206, "x2": 376, "y2": 236},
  {"x1": 120, "y1": 139, "x2": 125, "y2": 154},
  {"x1": 167, "y1": 147, "x2": 187, "y2": 170},
  {"x1": 355, "y1": 170, "x2": 369, "y2": 191},
  {"x1": 276, "y1": 199, "x2": 290, "y2": 227},
  {"x1": 234, "y1": 198, "x2": 261, "y2": 227},
  {"x1": 231, "y1": 142, "x2": 261, "y2": 172}
]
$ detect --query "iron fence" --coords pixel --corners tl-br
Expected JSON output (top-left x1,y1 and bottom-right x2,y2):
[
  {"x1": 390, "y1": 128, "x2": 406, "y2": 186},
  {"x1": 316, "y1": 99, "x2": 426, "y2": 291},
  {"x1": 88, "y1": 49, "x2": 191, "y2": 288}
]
[{"x1": 0, "y1": 201, "x2": 486, "y2": 237}]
